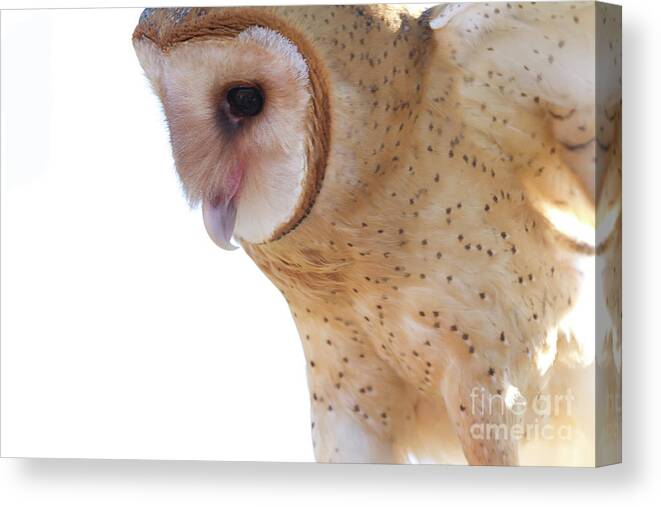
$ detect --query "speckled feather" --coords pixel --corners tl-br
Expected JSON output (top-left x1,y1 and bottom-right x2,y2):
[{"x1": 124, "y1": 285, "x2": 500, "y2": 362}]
[{"x1": 134, "y1": 3, "x2": 621, "y2": 465}]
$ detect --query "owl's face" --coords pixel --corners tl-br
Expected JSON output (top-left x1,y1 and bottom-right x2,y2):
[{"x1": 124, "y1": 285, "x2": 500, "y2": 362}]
[{"x1": 134, "y1": 10, "x2": 328, "y2": 249}]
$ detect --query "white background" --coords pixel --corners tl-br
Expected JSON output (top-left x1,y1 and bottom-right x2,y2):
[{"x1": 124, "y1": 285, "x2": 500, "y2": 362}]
[
  {"x1": 0, "y1": 6, "x2": 314, "y2": 462},
  {"x1": 2, "y1": 0, "x2": 660, "y2": 506}
]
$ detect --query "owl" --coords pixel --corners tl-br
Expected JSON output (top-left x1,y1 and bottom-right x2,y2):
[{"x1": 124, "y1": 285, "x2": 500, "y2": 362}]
[{"x1": 133, "y1": 3, "x2": 621, "y2": 465}]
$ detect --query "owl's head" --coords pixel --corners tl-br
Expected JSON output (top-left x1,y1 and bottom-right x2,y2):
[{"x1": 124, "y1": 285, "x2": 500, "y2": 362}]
[{"x1": 133, "y1": 8, "x2": 329, "y2": 249}]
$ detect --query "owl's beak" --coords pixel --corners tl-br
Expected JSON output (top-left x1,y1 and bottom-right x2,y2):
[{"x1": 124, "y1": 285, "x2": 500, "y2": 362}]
[
  {"x1": 202, "y1": 196, "x2": 238, "y2": 251},
  {"x1": 201, "y1": 164, "x2": 243, "y2": 251}
]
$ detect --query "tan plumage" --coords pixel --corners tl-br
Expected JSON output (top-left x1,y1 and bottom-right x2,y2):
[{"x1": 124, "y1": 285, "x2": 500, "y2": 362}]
[{"x1": 134, "y1": 3, "x2": 621, "y2": 465}]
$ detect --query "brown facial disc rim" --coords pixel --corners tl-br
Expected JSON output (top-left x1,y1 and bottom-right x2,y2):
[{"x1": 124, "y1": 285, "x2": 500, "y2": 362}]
[{"x1": 133, "y1": 7, "x2": 331, "y2": 244}]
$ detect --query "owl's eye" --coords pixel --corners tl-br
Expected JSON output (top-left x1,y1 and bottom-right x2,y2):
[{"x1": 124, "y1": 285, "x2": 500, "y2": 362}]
[{"x1": 226, "y1": 86, "x2": 264, "y2": 117}]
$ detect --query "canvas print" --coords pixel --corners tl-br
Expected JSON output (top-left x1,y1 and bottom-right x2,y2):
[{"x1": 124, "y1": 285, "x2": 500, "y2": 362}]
[{"x1": 1, "y1": 2, "x2": 621, "y2": 467}]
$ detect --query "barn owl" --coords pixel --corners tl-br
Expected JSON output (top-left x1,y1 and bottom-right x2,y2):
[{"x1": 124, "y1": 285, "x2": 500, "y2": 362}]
[{"x1": 133, "y1": 3, "x2": 621, "y2": 466}]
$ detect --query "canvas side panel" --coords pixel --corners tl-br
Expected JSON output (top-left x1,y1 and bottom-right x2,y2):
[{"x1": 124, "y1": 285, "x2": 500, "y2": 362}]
[{"x1": 595, "y1": 1, "x2": 622, "y2": 467}]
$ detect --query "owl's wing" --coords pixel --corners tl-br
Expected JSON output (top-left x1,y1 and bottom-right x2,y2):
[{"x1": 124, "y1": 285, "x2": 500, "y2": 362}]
[{"x1": 427, "y1": 2, "x2": 621, "y2": 246}]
